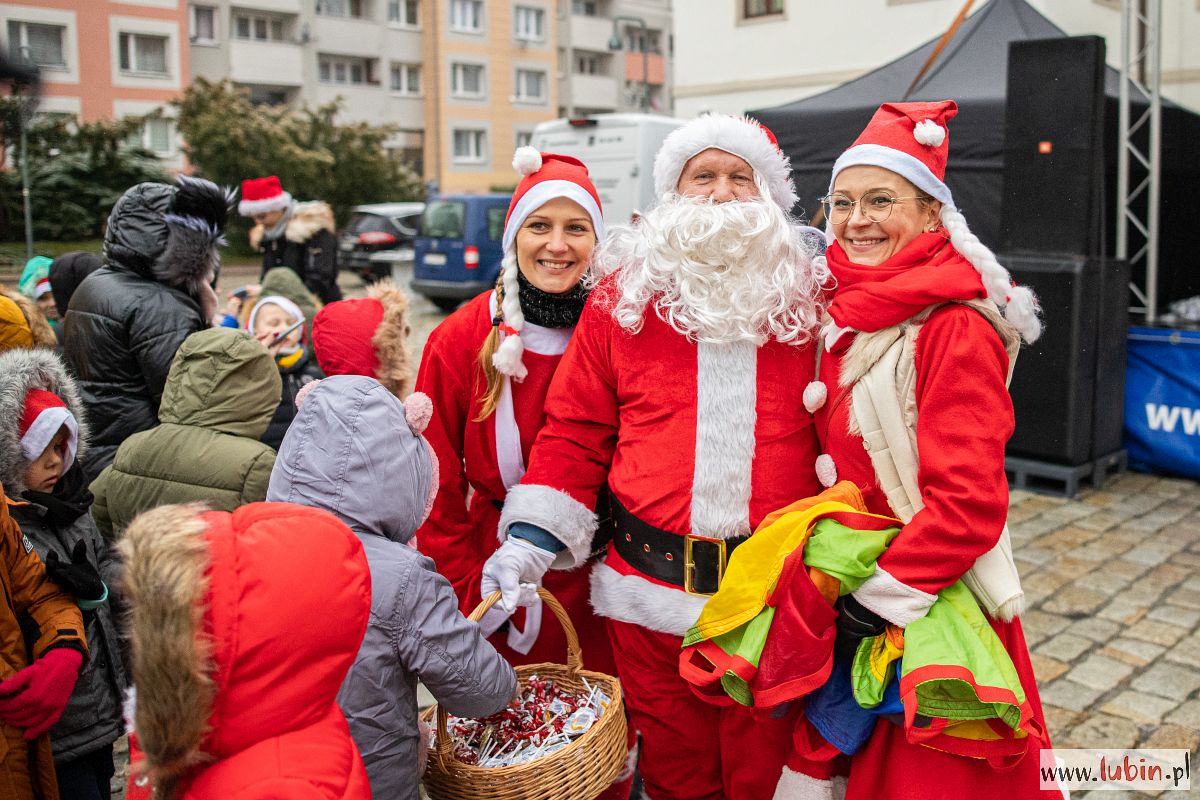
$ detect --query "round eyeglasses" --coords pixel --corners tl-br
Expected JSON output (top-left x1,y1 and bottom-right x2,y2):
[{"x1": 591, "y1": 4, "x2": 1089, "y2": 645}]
[{"x1": 820, "y1": 191, "x2": 927, "y2": 225}]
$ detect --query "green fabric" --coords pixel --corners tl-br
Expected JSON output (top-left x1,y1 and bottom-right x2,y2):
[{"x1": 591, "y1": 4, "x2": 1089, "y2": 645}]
[
  {"x1": 260, "y1": 267, "x2": 319, "y2": 341},
  {"x1": 712, "y1": 606, "x2": 776, "y2": 707},
  {"x1": 802, "y1": 519, "x2": 899, "y2": 593},
  {"x1": 19, "y1": 256, "x2": 52, "y2": 298},
  {"x1": 90, "y1": 328, "x2": 281, "y2": 537}
]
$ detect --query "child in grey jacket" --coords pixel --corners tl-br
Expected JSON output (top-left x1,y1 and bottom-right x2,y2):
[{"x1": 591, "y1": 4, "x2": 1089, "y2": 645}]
[{"x1": 267, "y1": 375, "x2": 516, "y2": 800}]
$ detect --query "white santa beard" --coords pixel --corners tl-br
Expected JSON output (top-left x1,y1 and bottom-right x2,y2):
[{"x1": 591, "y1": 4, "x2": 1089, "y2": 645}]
[{"x1": 597, "y1": 194, "x2": 827, "y2": 345}]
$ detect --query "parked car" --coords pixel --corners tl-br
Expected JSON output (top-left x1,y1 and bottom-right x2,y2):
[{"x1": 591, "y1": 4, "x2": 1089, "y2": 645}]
[
  {"x1": 411, "y1": 194, "x2": 510, "y2": 313},
  {"x1": 337, "y1": 202, "x2": 424, "y2": 282}
]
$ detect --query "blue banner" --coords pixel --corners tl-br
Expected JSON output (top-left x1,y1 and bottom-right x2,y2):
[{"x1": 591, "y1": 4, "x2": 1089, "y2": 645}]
[{"x1": 1125, "y1": 326, "x2": 1200, "y2": 480}]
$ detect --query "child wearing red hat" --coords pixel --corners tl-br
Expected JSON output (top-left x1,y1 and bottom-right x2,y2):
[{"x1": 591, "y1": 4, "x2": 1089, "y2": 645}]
[{"x1": 311, "y1": 278, "x2": 412, "y2": 398}]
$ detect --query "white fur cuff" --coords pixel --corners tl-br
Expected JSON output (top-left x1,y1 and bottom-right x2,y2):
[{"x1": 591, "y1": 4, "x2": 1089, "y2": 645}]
[
  {"x1": 852, "y1": 565, "x2": 936, "y2": 628},
  {"x1": 499, "y1": 484, "x2": 597, "y2": 569},
  {"x1": 589, "y1": 562, "x2": 706, "y2": 636},
  {"x1": 772, "y1": 767, "x2": 846, "y2": 800}
]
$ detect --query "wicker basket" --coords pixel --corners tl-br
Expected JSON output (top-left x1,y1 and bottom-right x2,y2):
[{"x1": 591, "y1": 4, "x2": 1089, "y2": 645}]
[{"x1": 421, "y1": 588, "x2": 627, "y2": 800}]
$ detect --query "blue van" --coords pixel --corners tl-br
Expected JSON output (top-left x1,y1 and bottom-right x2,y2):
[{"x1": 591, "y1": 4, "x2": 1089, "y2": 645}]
[{"x1": 411, "y1": 193, "x2": 511, "y2": 312}]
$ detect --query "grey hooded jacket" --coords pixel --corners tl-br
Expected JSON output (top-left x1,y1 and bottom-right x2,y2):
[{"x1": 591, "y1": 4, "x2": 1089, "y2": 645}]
[{"x1": 267, "y1": 375, "x2": 516, "y2": 800}]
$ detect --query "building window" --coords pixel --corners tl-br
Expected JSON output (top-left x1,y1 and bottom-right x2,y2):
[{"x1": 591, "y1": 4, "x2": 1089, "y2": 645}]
[
  {"x1": 452, "y1": 129, "x2": 486, "y2": 163},
  {"x1": 513, "y1": 6, "x2": 545, "y2": 41},
  {"x1": 131, "y1": 117, "x2": 174, "y2": 155},
  {"x1": 190, "y1": 5, "x2": 217, "y2": 43},
  {"x1": 449, "y1": 0, "x2": 483, "y2": 33},
  {"x1": 514, "y1": 69, "x2": 546, "y2": 102},
  {"x1": 5, "y1": 21, "x2": 67, "y2": 68},
  {"x1": 515, "y1": 130, "x2": 533, "y2": 149},
  {"x1": 318, "y1": 0, "x2": 367, "y2": 19},
  {"x1": 119, "y1": 33, "x2": 169, "y2": 75},
  {"x1": 743, "y1": 0, "x2": 784, "y2": 18},
  {"x1": 571, "y1": 0, "x2": 597, "y2": 15},
  {"x1": 389, "y1": 62, "x2": 421, "y2": 95},
  {"x1": 319, "y1": 55, "x2": 376, "y2": 85},
  {"x1": 233, "y1": 14, "x2": 284, "y2": 41},
  {"x1": 388, "y1": 0, "x2": 419, "y2": 26},
  {"x1": 450, "y1": 62, "x2": 484, "y2": 97},
  {"x1": 624, "y1": 27, "x2": 661, "y2": 54},
  {"x1": 575, "y1": 52, "x2": 603, "y2": 75}
]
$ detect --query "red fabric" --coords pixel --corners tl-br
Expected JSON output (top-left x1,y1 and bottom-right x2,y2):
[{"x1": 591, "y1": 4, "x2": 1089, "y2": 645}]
[
  {"x1": 506, "y1": 153, "x2": 603, "y2": 228},
  {"x1": 312, "y1": 297, "x2": 384, "y2": 379},
  {"x1": 0, "y1": 646, "x2": 82, "y2": 740},
  {"x1": 414, "y1": 292, "x2": 615, "y2": 674},
  {"x1": 610, "y1": 619, "x2": 800, "y2": 800},
  {"x1": 846, "y1": 101, "x2": 958, "y2": 181},
  {"x1": 240, "y1": 175, "x2": 285, "y2": 203},
  {"x1": 826, "y1": 233, "x2": 986, "y2": 333},
  {"x1": 523, "y1": 277, "x2": 822, "y2": 547},
  {"x1": 134, "y1": 503, "x2": 373, "y2": 800},
  {"x1": 19, "y1": 389, "x2": 66, "y2": 437}
]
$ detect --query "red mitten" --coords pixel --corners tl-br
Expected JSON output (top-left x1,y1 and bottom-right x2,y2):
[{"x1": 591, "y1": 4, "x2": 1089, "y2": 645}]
[{"x1": 0, "y1": 648, "x2": 83, "y2": 739}]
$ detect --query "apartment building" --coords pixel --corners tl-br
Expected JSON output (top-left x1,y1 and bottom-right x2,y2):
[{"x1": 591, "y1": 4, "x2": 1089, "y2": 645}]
[
  {"x1": 187, "y1": 0, "x2": 424, "y2": 168},
  {"x1": 422, "y1": 0, "x2": 558, "y2": 192},
  {"x1": 672, "y1": 0, "x2": 1200, "y2": 118},
  {"x1": 0, "y1": 0, "x2": 188, "y2": 167},
  {"x1": 558, "y1": 0, "x2": 672, "y2": 118}
]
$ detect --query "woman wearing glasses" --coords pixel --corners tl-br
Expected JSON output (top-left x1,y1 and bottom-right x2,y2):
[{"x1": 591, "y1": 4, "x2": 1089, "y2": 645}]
[{"x1": 802, "y1": 101, "x2": 1057, "y2": 797}]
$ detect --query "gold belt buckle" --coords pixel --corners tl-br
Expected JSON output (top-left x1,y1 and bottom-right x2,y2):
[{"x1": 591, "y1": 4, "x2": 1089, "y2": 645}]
[{"x1": 683, "y1": 534, "x2": 727, "y2": 596}]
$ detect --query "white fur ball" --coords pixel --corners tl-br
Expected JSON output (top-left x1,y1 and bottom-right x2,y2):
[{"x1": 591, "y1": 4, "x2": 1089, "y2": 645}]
[
  {"x1": 512, "y1": 146, "x2": 543, "y2": 176},
  {"x1": 803, "y1": 380, "x2": 828, "y2": 413},
  {"x1": 913, "y1": 120, "x2": 946, "y2": 147},
  {"x1": 815, "y1": 453, "x2": 838, "y2": 488}
]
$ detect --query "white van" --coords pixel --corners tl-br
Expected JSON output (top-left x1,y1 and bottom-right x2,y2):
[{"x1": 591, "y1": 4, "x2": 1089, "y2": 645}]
[{"x1": 531, "y1": 113, "x2": 686, "y2": 225}]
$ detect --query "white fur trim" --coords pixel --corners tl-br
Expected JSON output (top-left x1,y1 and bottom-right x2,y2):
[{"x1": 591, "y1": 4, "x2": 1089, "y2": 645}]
[
  {"x1": 803, "y1": 380, "x2": 827, "y2": 413},
  {"x1": 512, "y1": 146, "x2": 543, "y2": 176},
  {"x1": 913, "y1": 119, "x2": 946, "y2": 147},
  {"x1": 499, "y1": 484, "x2": 597, "y2": 569},
  {"x1": 823, "y1": 323, "x2": 855, "y2": 353},
  {"x1": 237, "y1": 191, "x2": 292, "y2": 217},
  {"x1": 691, "y1": 341, "x2": 756, "y2": 540},
  {"x1": 773, "y1": 767, "x2": 844, "y2": 800},
  {"x1": 589, "y1": 561, "x2": 707, "y2": 636},
  {"x1": 21, "y1": 406, "x2": 76, "y2": 470},
  {"x1": 815, "y1": 453, "x2": 837, "y2": 488},
  {"x1": 492, "y1": 335, "x2": 527, "y2": 380},
  {"x1": 653, "y1": 114, "x2": 797, "y2": 213},
  {"x1": 829, "y1": 144, "x2": 953, "y2": 206},
  {"x1": 852, "y1": 565, "x2": 937, "y2": 628},
  {"x1": 495, "y1": 376, "x2": 525, "y2": 490},
  {"x1": 501, "y1": 180, "x2": 605, "y2": 253}
]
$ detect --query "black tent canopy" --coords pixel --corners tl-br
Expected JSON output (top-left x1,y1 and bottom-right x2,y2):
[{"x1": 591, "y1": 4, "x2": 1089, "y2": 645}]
[{"x1": 751, "y1": 0, "x2": 1200, "y2": 306}]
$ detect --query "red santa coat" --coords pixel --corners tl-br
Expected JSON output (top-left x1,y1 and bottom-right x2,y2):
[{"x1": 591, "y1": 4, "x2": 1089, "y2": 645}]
[
  {"x1": 814, "y1": 304, "x2": 1056, "y2": 799},
  {"x1": 415, "y1": 291, "x2": 615, "y2": 673},
  {"x1": 503, "y1": 277, "x2": 823, "y2": 635}
]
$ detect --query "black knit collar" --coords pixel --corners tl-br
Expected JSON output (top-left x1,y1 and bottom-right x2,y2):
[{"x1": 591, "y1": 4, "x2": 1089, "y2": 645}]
[{"x1": 516, "y1": 270, "x2": 590, "y2": 329}]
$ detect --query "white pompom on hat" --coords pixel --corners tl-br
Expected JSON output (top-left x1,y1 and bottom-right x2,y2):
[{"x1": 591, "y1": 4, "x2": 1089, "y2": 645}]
[
  {"x1": 652, "y1": 114, "x2": 798, "y2": 213},
  {"x1": 492, "y1": 147, "x2": 605, "y2": 380},
  {"x1": 828, "y1": 100, "x2": 1043, "y2": 343}
]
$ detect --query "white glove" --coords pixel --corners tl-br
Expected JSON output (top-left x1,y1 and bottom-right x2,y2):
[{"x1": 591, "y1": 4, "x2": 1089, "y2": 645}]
[{"x1": 481, "y1": 538, "x2": 556, "y2": 614}]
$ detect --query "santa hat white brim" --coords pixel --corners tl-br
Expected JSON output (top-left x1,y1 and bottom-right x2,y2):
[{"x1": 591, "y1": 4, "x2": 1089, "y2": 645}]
[
  {"x1": 238, "y1": 191, "x2": 293, "y2": 217},
  {"x1": 501, "y1": 180, "x2": 606, "y2": 253},
  {"x1": 829, "y1": 144, "x2": 954, "y2": 207},
  {"x1": 653, "y1": 115, "x2": 797, "y2": 213},
  {"x1": 21, "y1": 406, "x2": 78, "y2": 472}
]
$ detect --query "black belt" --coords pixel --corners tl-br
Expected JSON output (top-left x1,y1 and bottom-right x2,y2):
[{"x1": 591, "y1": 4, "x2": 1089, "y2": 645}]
[{"x1": 609, "y1": 495, "x2": 748, "y2": 595}]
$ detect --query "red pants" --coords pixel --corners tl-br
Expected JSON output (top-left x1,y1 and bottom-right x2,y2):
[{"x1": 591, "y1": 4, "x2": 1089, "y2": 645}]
[{"x1": 608, "y1": 619, "x2": 797, "y2": 800}]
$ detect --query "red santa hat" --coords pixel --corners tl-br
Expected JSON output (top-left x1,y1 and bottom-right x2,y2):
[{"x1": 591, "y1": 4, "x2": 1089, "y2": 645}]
[
  {"x1": 20, "y1": 389, "x2": 78, "y2": 469},
  {"x1": 826, "y1": 100, "x2": 1042, "y2": 345},
  {"x1": 652, "y1": 114, "x2": 797, "y2": 213},
  {"x1": 238, "y1": 175, "x2": 293, "y2": 217},
  {"x1": 492, "y1": 148, "x2": 605, "y2": 381},
  {"x1": 31, "y1": 277, "x2": 51, "y2": 300},
  {"x1": 313, "y1": 298, "x2": 384, "y2": 379}
]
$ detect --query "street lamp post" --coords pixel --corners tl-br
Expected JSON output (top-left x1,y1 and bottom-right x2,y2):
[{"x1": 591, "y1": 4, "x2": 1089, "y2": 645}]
[
  {"x1": 13, "y1": 46, "x2": 37, "y2": 260},
  {"x1": 608, "y1": 16, "x2": 650, "y2": 112}
]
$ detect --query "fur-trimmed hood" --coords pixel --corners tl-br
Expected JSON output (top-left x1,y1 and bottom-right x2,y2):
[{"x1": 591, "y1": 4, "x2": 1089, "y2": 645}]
[
  {"x1": 1, "y1": 287, "x2": 56, "y2": 350},
  {"x1": 121, "y1": 501, "x2": 371, "y2": 798},
  {"x1": 248, "y1": 201, "x2": 335, "y2": 251},
  {"x1": 0, "y1": 348, "x2": 88, "y2": 493},
  {"x1": 311, "y1": 278, "x2": 412, "y2": 397}
]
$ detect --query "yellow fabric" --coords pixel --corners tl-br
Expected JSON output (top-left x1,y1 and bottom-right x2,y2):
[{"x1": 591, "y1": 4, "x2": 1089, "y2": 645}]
[
  {"x1": 0, "y1": 296, "x2": 32, "y2": 352},
  {"x1": 275, "y1": 347, "x2": 303, "y2": 370},
  {"x1": 688, "y1": 482, "x2": 889, "y2": 643}
]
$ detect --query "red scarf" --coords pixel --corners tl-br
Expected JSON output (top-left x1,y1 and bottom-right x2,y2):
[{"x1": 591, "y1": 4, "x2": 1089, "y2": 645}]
[{"x1": 826, "y1": 233, "x2": 986, "y2": 333}]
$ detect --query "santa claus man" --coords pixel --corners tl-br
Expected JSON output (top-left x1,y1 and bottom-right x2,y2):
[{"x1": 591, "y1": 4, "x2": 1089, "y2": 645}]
[{"x1": 482, "y1": 115, "x2": 829, "y2": 800}]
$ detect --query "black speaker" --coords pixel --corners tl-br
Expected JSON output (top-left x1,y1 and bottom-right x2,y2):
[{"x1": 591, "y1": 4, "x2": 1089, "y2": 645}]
[
  {"x1": 999, "y1": 36, "x2": 1107, "y2": 256},
  {"x1": 1005, "y1": 254, "x2": 1129, "y2": 464}
]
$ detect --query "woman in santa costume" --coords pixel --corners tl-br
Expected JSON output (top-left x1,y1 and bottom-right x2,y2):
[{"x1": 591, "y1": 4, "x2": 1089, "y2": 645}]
[
  {"x1": 414, "y1": 148, "x2": 635, "y2": 796},
  {"x1": 801, "y1": 100, "x2": 1060, "y2": 798}
]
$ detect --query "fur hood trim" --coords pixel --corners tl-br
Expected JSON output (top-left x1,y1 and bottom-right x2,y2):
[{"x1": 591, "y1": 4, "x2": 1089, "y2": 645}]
[
  {"x1": 367, "y1": 279, "x2": 412, "y2": 397},
  {"x1": 0, "y1": 348, "x2": 89, "y2": 493},
  {"x1": 119, "y1": 503, "x2": 215, "y2": 799},
  {"x1": 248, "y1": 201, "x2": 335, "y2": 251},
  {"x1": 151, "y1": 176, "x2": 235, "y2": 293}
]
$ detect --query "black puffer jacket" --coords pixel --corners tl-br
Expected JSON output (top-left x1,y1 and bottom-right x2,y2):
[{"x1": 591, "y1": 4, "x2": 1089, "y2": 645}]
[{"x1": 62, "y1": 179, "x2": 229, "y2": 480}]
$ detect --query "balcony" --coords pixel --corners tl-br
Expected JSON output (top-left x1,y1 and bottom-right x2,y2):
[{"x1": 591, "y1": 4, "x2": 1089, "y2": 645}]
[
  {"x1": 568, "y1": 74, "x2": 618, "y2": 111},
  {"x1": 568, "y1": 15, "x2": 613, "y2": 52},
  {"x1": 623, "y1": 52, "x2": 665, "y2": 85},
  {"x1": 312, "y1": 16, "x2": 385, "y2": 56},
  {"x1": 233, "y1": 0, "x2": 302, "y2": 12},
  {"x1": 230, "y1": 40, "x2": 303, "y2": 86}
]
